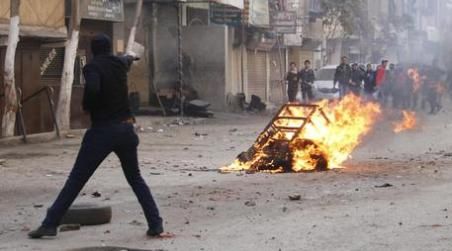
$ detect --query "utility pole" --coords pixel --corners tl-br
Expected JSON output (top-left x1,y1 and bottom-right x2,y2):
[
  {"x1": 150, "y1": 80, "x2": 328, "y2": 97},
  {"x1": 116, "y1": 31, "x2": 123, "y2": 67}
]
[
  {"x1": 56, "y1": 0, "x2": 81, "y2": 131},
  {"x1": 177, "y1": 2, "x2": 185, "y2": 117},
  {"x1": 2, "y1": 0, "x2": 21, "y2": 137},
  {"x1": 126, "y1": 0, "x2": 144, "y2": 55}
]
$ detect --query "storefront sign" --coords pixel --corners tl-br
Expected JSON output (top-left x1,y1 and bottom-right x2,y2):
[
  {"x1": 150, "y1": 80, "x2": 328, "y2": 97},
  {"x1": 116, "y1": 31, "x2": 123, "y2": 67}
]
[
  {"x1": 210, "y1": 2, "x2": 242, "y2": 26},
  {"x1": 271, "y1": 11, "x2": 296, "y2": 34},
  {"x1": 80, "y1": 0, "x2": 124, "y2": 22}
]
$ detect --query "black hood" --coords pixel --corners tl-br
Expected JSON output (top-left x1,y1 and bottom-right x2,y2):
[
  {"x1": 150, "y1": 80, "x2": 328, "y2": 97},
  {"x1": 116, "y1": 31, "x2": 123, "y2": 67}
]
[{"x1": 91, "y1": 34, "x2": 112, "y2": 57}]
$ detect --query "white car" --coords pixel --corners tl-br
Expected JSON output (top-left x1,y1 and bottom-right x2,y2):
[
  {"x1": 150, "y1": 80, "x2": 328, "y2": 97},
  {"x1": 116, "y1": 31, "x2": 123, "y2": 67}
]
[{"x1": 312, "y1": 65, "x2": 340, "y2": 100}]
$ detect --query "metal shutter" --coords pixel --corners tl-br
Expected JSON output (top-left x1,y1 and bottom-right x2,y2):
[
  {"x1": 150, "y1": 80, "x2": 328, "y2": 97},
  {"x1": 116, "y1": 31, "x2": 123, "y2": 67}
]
[{"x1": 247, "y1": 50, "x2": 267, "y2": 99}]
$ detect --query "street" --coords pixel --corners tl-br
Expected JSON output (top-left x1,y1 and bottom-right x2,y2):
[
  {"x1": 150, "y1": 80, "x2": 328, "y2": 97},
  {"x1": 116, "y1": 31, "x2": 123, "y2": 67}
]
[{"x1": 1, "y1": 107, "x2": 452, "y2": 251}]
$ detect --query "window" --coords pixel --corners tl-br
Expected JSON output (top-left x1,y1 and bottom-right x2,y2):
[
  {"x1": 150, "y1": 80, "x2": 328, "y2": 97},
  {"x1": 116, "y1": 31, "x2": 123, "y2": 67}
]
[{"x1": 309, "y1": 0, "x2": 321, "y2": 13}]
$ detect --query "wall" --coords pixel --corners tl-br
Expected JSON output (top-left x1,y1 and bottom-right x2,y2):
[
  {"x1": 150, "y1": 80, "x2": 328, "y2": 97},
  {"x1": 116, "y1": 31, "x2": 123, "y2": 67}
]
[
  {"x1": 154, "y1": 4, "x2": 178, "y2": 89},
  {"x1": 0, "y1": 40, "x2": 44, "y2": 134},
  {"x1": 182, "y1": 25, "x2": 227, "y2": 110},
  {"x1": 225, "y1": 26, "x2": 243, "y2": 96}
]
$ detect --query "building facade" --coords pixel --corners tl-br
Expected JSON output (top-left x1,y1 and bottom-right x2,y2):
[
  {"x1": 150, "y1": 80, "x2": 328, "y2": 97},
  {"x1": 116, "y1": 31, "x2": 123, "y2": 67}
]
[{"x1": 0, "y1": 0, "x2": 66, "y2": 134}]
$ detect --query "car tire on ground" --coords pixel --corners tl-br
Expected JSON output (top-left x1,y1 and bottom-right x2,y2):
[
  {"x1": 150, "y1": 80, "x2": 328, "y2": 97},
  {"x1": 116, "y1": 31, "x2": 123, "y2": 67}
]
[{"x1": 60, "y1": 203, "x2": 112, "y2": 226}]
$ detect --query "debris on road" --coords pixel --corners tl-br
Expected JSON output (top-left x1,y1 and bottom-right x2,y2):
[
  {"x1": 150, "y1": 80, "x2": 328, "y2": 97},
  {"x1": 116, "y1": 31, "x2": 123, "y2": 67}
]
[
  {"x1": 91, "y1": 191, "x2": 102, "y2": 198},
  {"x1": 288, "y1": 195, "x2": 302, "y2": 201},
  {"x1": 65, "y1": 134, "x2": 76, "y2": 139},
  {"x1": 129, "y1": 220, "x2": 143, "y2": 226},
  {"x1": 244, "y1": 200, "x2": 256, "y2": 207},
  {"x1": 59, "y1": 224, "x2": 81, "y2": 232},
  {"x1": 375, "y1": 183, "x2": 394, "y2": 188}
]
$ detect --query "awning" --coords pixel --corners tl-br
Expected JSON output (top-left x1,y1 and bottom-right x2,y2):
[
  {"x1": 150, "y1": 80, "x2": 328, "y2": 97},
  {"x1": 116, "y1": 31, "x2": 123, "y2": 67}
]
[
  {"x1": 0, "y1": 24, "x2": 67, "y2": 39},
  {"x1": 180, "y1": 0, "x2": 243, "y2": 9},
  {"x1": 212, "y1": 0, "x2": 243, "y2": 9}
]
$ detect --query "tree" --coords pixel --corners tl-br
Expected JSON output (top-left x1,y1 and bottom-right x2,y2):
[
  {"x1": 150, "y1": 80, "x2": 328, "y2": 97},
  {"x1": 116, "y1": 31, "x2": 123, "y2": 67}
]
[
  {"x1": 319, "y1": 0, "x2": 367, "y2": 64},
  {"x1": 56, "y1": 0, "x2": 81, "y2": 131},
  {"x1": 2, "y1": 0, "x2": 21, "y2": 137},
  {"x1": 320, "y1": 0, "x2": 366, "y2": 40},
  {"x1": 126, "y1": 0, "x2": 144, "y2": 55}
]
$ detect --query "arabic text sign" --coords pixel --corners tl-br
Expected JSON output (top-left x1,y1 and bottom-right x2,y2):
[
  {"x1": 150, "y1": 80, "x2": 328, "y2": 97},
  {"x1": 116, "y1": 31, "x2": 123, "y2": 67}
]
[
  {"x1": 271, "y1": 11, "x2": 296, "y2": 34},
  {"x1": 80, "y1": 0, "x2": 124, "y2": 22},
  {"x1": 210, "y1": 2, "x2": 242, "y2": 26}
]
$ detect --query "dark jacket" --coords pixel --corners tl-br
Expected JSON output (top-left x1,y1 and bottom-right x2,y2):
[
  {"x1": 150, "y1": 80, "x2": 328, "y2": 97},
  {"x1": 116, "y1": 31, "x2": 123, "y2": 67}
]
[
  {"x1": 364, "y1": 69, "x2": 376, "y2": 93},
  {"x1": 334, "y1": 63, "x2": 352, "y2": 86},
  {"x1": 350, "y1": 69, "x2": 364, "y2": 88},
  {"x1": 286, "y1": 71, "x2": 299, "y2": 86},
  {"x1": 299, "y1": 68, "x2": 315, "y2": 85},
  {"x1": 83, "y1": 55, "x2": 134, "y2": 125}
]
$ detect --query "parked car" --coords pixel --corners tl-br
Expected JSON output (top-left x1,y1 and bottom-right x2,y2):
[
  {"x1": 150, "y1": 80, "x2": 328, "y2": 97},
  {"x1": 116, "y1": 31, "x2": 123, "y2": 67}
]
[{"x1": 313, "y1": 65, "x2": 340, "y2": 100}]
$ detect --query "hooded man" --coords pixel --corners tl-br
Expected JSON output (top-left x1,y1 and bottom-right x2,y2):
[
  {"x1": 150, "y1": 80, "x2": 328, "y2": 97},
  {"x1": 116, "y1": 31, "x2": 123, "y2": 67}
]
[
  {"x1": 28, "y1": 34, "x2": 169, "y2": 239},
  {"x1": 334, "y1": 56, "x2": 352, "y2": 98}
]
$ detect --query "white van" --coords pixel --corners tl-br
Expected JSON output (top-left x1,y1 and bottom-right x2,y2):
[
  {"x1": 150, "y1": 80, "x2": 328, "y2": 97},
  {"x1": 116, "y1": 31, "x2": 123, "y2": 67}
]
[{"x1": 313, "y1": 65, "x2": 340, "y2": 100}]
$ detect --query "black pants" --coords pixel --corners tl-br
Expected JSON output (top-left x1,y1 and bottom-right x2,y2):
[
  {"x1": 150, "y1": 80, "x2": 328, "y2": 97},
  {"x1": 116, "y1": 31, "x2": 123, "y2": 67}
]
[
  {"x1": 42, "y1": 122, "x2": 162, "y2": 230},
  {"x1": 287, "y1": 83, "x2": 298, "y2": 102},
  {"x1": 301, "y1": 83, "x2": 313, "y2": 102}
]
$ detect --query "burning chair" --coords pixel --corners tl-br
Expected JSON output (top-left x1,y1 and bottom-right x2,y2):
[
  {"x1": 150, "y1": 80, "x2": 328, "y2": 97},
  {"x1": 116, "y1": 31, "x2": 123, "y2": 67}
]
[{"x1": 222, "y1": 95, "x2": 382, "y2": 174}]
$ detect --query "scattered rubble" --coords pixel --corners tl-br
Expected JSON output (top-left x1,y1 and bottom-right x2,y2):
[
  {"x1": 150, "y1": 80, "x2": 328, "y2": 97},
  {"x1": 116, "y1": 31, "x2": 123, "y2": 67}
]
[
  {"x1": 375, "y1": 183, "x2": 393, "y2": 188},
  {"x1": 244, "y1": 201, "x2": 256, "y2": 207},
  {"x1": 59, "y1": 224, "x2": 81, "y2": 232},
  {"x1": 129, "y1": 220, "x2": 143, "y2": 226},
  {"x1": 91, "y1": 191, "x2": 102, "y2": 198},
  {"x1": 288, "y1": 195, "x2": 301, "y2": 201}
]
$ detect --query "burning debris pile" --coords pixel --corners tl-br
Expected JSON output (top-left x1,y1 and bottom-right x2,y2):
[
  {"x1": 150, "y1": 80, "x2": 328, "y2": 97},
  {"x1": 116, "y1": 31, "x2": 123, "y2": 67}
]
[{"x1": 221, "y1": 95, "x2": 382, "y2": 173}]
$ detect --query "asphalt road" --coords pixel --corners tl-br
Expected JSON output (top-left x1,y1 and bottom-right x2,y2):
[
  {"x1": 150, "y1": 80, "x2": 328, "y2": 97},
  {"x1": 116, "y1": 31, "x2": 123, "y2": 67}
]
[{"x1": 1, "y1": 107, "x2": 452, "y2": 251}]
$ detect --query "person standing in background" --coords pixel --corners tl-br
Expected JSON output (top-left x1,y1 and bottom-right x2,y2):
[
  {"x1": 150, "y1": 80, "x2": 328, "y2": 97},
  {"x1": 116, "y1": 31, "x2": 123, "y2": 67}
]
[
  {"x1": 286, "y1": 62, "x2": 300, "y2": 103},
  {"x1": 350, "y1": 63, "x2": 364, "y2": 96},
  {"x1": 334, "y1": 56, "x2": 352, "y2": 98},
  {"x1": 299, "y1": 60, "x2": 315, "y2": 102},
  {"x1": 363, "y1": 64, "x2": 376, "y2": 101},
  {"x1": 375, "y1": 60, "x2": 388, "y2": 103}
]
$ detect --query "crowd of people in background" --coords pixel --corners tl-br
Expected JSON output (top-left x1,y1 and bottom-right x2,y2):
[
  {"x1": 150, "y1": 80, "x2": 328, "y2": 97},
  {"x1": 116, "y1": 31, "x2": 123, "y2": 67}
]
[
  {"x1": 335, "y1": 56, "x2": 447, "y2": 114},
  {"x1": 287, "y1": 55, "x2": 448, "y2": 115},
  {"x1": 286, "y1": 60, "x2": 316, "y2": 103}
]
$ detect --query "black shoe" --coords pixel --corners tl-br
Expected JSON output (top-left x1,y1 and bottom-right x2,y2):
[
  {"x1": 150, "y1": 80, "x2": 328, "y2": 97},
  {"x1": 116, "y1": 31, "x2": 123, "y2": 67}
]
[
  {"x1": 28, "y1": 225, "x2": 57, "y2": 239},
  {"x1": 146, "y1": 225, "x2": 164, "y2": 237}
]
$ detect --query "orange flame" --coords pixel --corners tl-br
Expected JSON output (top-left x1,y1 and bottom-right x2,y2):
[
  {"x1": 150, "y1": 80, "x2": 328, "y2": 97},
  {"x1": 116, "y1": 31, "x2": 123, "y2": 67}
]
[
  {"x1": 221, "y1": 94, "x2": 382, "y2": 172},
  {"x1": 393, "y1": 110, "x2": 417, "y2": 133},
  {"x1": 408, "y1": 68, "x2": 422, "y2": 93}
]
